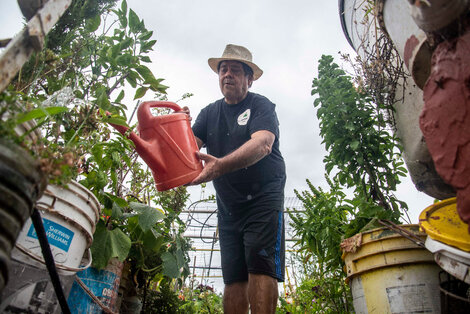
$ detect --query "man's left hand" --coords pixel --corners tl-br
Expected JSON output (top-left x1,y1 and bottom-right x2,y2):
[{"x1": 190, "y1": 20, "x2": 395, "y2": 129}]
[{"x1": 190, "y1": 152, "x2": 222, "y2": 185}]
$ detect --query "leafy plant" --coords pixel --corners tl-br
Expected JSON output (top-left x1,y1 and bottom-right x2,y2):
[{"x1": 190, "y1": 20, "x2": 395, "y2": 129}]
[
  {"x1": 141, "y1": 280, "x2": 185, "y2": 314},
  {"x1": 278, "y1": 273, "x2": 351, "y2": 314},
  {"x1": 179, "y1": 284, "x2": 224, "y2": 314},
  {"x1": 1, "y1": 0, "x2": 192, "y2": 302},
  {"x1": 311, "y1": 54, "x2": 408, "y2": 236},
  {"x1": 287, "y1": 54, "x2": 410, "y2": 312}
]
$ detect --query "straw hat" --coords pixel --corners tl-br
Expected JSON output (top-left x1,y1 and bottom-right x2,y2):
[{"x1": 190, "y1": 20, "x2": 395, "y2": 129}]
[{"x1": 208, "y1": 44, "x2": 263, "y2": 80}]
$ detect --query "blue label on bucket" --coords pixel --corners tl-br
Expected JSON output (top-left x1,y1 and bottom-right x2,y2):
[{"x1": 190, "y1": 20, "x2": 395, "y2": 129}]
[{"x1": 27, "y1": 218, "x2": 74, "y2": 252}]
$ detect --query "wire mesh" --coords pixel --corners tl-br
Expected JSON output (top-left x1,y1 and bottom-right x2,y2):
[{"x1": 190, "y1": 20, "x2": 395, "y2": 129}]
[{"x1": 180, "y1": 197, "x2": 304, "y2": 293}]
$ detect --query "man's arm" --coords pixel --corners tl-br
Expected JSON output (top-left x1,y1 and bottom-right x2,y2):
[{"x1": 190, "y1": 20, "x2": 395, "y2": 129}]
[{"x1": 190, "y1": 130, "x2": 275, "y2": 185}]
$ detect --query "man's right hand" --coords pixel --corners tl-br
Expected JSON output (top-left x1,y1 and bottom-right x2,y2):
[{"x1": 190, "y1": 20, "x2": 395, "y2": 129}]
[{"x1": 181, "y1": 106, "x2": 192, "y2": 121}]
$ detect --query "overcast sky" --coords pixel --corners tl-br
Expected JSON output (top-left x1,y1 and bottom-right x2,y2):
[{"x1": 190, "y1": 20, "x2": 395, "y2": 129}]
[{"x1": 1, "y1": 0, "x2": 435, "y2": 222}]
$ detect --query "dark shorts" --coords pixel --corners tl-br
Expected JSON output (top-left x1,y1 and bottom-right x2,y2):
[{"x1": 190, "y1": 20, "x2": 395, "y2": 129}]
[{"x1": 218, "y1": 201, "x2": 285, "y2": 284}]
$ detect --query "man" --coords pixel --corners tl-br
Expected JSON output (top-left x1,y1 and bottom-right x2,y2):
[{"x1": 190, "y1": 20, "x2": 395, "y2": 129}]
[{"x1": 189, "y1": 44, "x2": 286, "y2": 313}]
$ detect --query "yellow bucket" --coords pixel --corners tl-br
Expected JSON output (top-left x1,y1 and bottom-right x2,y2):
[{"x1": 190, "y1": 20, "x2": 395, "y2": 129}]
[
  {"x1": 419, "y1": 197, "x2": 470, "y2": 284},
  {"x1": 342, "y1": 224, "x2": 441, "y2": 314},
  {"x1": 419, "y1": 197, "x2": 470, "y2": 252}
]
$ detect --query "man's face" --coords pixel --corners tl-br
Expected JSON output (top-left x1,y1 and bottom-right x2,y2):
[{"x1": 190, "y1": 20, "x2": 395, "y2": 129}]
[{"x1": 218, "y1": 60, "x2": 253, "y2": 104}]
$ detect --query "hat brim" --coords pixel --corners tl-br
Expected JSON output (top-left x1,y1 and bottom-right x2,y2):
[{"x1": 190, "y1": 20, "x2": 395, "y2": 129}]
[{"x1": 208, "y1": 57, "x2": 263, "y2": 80}]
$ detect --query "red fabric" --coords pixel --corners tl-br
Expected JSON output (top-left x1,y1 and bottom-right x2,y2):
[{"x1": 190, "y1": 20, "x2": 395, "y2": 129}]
[{"x1": 420, "y1": 30, "x2": 470, "y2": 231}]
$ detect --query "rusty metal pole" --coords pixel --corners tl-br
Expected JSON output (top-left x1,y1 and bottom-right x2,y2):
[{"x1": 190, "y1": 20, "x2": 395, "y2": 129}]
[{"x1": 0, "y1": 0, "x2": 72, "y2": 93}]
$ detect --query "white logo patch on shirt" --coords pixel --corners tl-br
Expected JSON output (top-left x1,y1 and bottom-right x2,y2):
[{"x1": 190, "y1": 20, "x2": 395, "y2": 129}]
[{"x1": 237, "y1": 109, "x2": 251, "y2": 126}]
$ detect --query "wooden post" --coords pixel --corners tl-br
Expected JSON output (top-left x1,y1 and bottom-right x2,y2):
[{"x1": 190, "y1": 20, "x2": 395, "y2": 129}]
[{"x1": 0, "y1": 0, "x2": 72, "y2": 93}]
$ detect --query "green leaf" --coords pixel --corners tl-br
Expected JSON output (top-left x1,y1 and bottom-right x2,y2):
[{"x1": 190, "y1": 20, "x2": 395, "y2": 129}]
[
  {"x1": 96, "y1": 90, "x2": 111, "y2": 110},
  {"x1": 129, "y1": 202, "x2": 166, "y2": 231},
  {"x1": 135, "y1": 65, "x2": 154, "y2": 82},
  {"x1": 161, "y1": 252, "x2": 179, "y2": 278},
  {"x1": 116, "y1": 54, "x2": 133, "y2": 66},
  {"x1": 134, "y1": 87, "x2": 148, "y2": 100},
  {"x1": 91, "y1": 144, "x2": 104, "y2": 165},
  {"x1": 120, "y1": 38, "x2": 133, "y2": 50},
  {"x1": 121, "y1": 0, "x2": 127, "y2": 14},
  {"x1": 16, "y1": 106, "x2": 67, "y2": 124},
  {"x1": 140, "y1": 56, "x2": 151, "y2": 63},
  {"x1": 128, "y1": 9, "x2": 140, "y2": 33},
  {"x1": 85, "y1": 14, "x2": 101, "y2": 33},
  {"x1": 142, "y1": 229, "x2": 163, "y2": 252},
  {"x1": 115, "y1": 90, "x2": 125, "y2": 103},
  {"x1": 350, "y1": 141, "x2": 360, "y2": 150},
  {"x1": 105, "y1": 117, "x2": 128, "y2": 127},
  {"x1": 112, "y1": 201, "x2": 123, "y2": 219},
  {"x1": 91, "y1": 221, "x2": 131, "y2": 269},
  {"x1": 138, "y1": 30, "x2": 153, "y2": 41},
  {"x1": 140, "y1": 40, "x2": 156, "y2": 53}
]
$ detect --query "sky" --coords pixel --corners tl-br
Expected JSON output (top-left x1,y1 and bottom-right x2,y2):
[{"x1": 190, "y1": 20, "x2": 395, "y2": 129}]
[{"x1": 0, "y1": 0, "x2": 435, "y2": 223}]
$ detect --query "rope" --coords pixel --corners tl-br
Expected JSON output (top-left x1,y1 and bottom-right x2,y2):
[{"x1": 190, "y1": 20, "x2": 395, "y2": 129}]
[
  {"x1": 74, "y1": 275, "x2": 117, "y2": 314},
  {"x1": 377, "y1": 219, "x2": 426, "y2": 248}
]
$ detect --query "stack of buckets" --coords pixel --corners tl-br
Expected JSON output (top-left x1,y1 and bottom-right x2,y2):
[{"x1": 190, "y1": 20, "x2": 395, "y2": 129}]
[
  {"x1": 342, "y1": 199, "x2": 470, "y2": 314},
  {"x1": 342, "y1": 225, "x2": 442, "y2": 313},
  {"x1": 419, "y1": 198, "x2": 470, "y2": 313},
  {"x1": 0, "y1": 181, "x2": 100, "y2": 313}
]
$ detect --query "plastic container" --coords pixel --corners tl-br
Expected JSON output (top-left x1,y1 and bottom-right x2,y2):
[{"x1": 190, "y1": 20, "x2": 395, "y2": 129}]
[
  {"x1": 419, "y1": 197, "x2": 470, "y2": 284},
  {"x1": 11, "y1": 181, "x2": 100, "y2": 275},
  {"x1": 342, "y1": 224, "x2": 441, "y2": 313},
  {"x1": 109, "y1": 101, "x2": 203, "y2": 191},
  {"x1": 67, "y1": 258, "x2": 124, "y2": 313},
  {"x1": 439, "y1": 273, "x2": 470, "y2": 314}
]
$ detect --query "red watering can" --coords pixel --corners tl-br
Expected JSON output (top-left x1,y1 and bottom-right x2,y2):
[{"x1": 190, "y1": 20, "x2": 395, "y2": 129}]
[{"x1": 109, "y1": 101, "x2": 203, "y2": 191}]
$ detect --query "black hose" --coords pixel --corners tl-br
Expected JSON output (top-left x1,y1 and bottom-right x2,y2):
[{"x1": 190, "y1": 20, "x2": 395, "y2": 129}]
[{"x1": 31, "y1": 208, "x2": 71, "y2": 314}]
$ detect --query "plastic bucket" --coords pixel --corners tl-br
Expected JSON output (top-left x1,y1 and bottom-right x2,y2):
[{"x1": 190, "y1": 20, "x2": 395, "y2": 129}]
[
  {"x1": 439, "y1": 275, "x2": 470, "y2": 314},
  {"x1": 11, "y1": 180, "x2": 100, "y2": 275},
  {"x1": 67, "y1": 258, "x2": 123, "y2": 313},
  {"x1": 419, "y1": 197, "x2": 470, "y2": 284},
  {"x1": 342, "y1": 224, "x2": 441, "y2": 313}
]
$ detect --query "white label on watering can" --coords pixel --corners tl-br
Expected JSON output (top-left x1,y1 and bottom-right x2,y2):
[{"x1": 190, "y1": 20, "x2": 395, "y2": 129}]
[
  {"x1": 27, "y1": 218, "x2": 74, "y2": 252},
  {"x1": 386, "y1": 284, "x2": 434, "y2": 313}
]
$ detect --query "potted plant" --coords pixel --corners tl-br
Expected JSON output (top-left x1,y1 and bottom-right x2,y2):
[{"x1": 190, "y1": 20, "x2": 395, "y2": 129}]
[
  {"x1": 286, "y1": 55, "x2": 441, "y2": 313},
  {"x1": 0, "y1": 0, "x2": 191, "y2": 311}
]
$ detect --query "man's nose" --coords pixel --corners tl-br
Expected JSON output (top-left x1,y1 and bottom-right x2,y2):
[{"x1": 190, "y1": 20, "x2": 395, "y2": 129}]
[{"x1": 223, "y1": 69, "x2": 234, "y2": 78}]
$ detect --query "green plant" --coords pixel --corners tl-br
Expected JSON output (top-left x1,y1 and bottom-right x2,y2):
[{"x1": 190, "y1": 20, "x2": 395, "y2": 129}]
[
  {"x1": 277, "y1": 273, "x2": 351, "y2": 314},
  {"x1": 179, "y1": 284, "x2": 224, "y2": 314},
  {"x1": 311, "y1": 54, "x2": 408, "y2": 236},
  {"x1": 141, "y1": 280, "x2": 185, "y2": 314},
  {"x1": 1, "y1": 0, "x2": 192, "y2": 301},
  {"x1": 287, "y1": 54, "x2": 410, "y2": 311}
]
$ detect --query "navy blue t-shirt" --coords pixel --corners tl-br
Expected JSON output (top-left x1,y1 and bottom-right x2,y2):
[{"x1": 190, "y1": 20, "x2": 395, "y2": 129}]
[{"x1": 192, "y1": 92, "x2": 286, "y2": 213}]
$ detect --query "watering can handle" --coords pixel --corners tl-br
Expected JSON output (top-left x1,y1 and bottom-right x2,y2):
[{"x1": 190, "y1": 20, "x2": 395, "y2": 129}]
[
  {"x1": 137, "y1": 101, "x2": 183, "y2": 126},
  {"x1": 140, "y1": 101, "x2": 182, "y2": 112}
]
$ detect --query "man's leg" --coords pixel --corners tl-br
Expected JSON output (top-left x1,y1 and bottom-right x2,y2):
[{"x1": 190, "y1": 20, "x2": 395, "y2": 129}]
[
  {"x1": 223, "y1": 281, "x2": 249, "y2": 314},
  {"x1": 248, "y1": 273, "x2": 278, "y2": 314}
]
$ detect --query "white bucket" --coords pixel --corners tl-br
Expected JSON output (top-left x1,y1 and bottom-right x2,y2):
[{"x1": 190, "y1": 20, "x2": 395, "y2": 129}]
[
  {"x1": 425, "y1": 236, "x2": 470, "y2": 285},
  {"x1": 12, "y1": 180, "x2": 100, "y2": 276}
]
